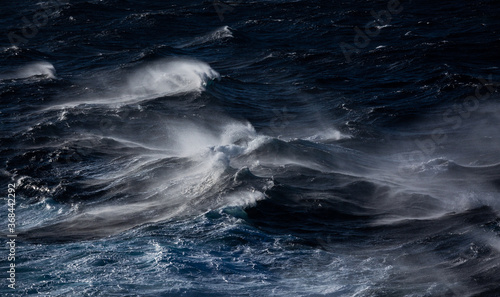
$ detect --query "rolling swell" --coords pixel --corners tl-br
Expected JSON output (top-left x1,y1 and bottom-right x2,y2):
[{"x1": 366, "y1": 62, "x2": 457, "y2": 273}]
[{"x1": 1, "y1": 0, "x2": 500, "y2": 296}]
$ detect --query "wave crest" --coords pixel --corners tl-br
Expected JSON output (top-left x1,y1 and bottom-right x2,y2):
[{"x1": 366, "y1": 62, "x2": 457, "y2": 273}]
[{"x1": 0, "y1": 61, "x2": 56, "y2": 81}]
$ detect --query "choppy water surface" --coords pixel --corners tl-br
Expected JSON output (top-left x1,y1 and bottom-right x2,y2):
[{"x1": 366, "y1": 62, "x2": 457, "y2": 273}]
[{"x1": 1, "y1": 0, "x2": 500, "y2": 296}]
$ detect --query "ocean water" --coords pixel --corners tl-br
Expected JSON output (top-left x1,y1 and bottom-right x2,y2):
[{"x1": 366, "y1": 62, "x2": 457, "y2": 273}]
[{"x1": 1, "y1": 0, "x2": 500, "y2": 296}]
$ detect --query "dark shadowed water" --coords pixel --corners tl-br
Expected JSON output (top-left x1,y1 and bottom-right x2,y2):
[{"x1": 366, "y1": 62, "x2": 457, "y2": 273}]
[{"x1": 1, "y1": 0, "x2": 500, "y2": 296}]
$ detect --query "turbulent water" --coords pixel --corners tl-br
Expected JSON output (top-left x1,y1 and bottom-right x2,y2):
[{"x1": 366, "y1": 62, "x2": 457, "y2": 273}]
[{"x1": 1, "y1": 0, "x2": 500, "y2": 296}]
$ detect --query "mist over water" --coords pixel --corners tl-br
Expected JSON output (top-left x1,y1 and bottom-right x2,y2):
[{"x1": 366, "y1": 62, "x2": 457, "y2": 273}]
[{"x1": 1, "y1": 0, "x2": 500, "y2": 296}]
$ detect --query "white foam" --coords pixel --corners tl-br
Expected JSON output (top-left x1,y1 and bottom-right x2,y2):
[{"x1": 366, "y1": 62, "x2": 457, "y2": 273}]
[
  {"x1": 224, "y1": 190, "x2": 266, "y2": 207},
  {"x1": 178, "y1": 26, "x2": 233, "y2": 48},
  {"x1": 0, "y1": 61, "x2": 56, "y2": 80},
  {"x1": 166, "y1": 120, "x2": 256, "y2": 157},
  {"x1": 305, "y1": 127, "x2": 350, "y2": 141},
  {"x1": 125, "y1": 58, "x2": 220, "y2": 99}
]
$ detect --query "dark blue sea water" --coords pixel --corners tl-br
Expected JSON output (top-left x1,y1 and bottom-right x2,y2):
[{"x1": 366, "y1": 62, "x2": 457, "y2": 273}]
[{"x1": 1, "y1": 0, "x2": 500, "y2": 296}]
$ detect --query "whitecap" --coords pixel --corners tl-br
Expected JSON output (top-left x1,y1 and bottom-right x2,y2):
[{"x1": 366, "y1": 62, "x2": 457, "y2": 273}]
[
  {"x1": 45, "y1": 58, "x2": 220, "y2": 109},
  {"x1": 177, "y1": 26, "x2": 233, "y2": 48},
  {"x1": 0, "y1": 61, "x2": 56, "y2": 81}
]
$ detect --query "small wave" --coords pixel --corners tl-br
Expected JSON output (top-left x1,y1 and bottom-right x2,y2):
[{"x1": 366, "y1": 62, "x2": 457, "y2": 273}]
[
  {"x1": 125, "y1": 58, "x2": 220, "y2": 99},
  {"x1": 0, "y1": 61, "x2": 56, "y2": 81},
  {"x1": 1, "y1": 45, "x2": 18, "y2": 53},
  {"x1": 46, "y1": 58, "x2": 220, "y2": 109},
  {"x1": 177, "y1": 26, "x2": 233, "y2": 48}
]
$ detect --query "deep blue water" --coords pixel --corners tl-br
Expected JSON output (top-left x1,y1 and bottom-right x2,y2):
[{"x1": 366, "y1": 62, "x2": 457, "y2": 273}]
[{"x1": 1, "y1": 0, "x2": 500, "y2": 296}]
